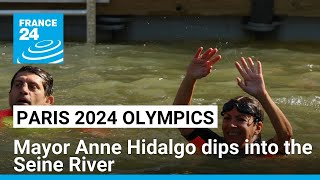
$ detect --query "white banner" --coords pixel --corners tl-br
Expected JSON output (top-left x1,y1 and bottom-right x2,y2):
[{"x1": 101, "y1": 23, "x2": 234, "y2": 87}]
[{"x1": 13, "y1": 105, "x2": 218, "y2": 128}]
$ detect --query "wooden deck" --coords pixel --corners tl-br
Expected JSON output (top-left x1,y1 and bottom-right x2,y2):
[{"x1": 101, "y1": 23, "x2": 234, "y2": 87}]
[{"x1": 1, "y1": 0, "x2": 320, "y2": 17}]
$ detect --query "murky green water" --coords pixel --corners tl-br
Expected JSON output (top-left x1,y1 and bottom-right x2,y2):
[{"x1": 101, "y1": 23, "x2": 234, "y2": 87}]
[{"x1": 0, "y1": 41, "x2": 319, "y2": 173}]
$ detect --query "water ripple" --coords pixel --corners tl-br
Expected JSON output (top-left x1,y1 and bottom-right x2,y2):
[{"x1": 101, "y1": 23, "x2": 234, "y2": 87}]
[{"x1": 275, "y1": 96, "x2": 320, "y2": 108}]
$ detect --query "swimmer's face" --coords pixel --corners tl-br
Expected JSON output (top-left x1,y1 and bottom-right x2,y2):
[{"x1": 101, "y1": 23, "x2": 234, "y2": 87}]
[
  {"x1": 9, "y1": 72, "x2": 54, "y2": 108},
  {"x1": 222, "y1": 108, "x2": 262, "y2": 148}
]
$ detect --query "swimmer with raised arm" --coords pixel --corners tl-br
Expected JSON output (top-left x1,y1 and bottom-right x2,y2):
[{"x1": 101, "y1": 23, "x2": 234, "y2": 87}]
[{"x1": 174, "y1": 47, "x2": 293, "y2": 156}]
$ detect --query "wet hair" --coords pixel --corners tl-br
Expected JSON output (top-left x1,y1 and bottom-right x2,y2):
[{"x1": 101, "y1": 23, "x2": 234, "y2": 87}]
[
  {"x1": 10, "y1": 66, "x2": 54, "y2": 96},
  {"x1": 221, "y1": 96, "x2": 264, "y2": 122}
]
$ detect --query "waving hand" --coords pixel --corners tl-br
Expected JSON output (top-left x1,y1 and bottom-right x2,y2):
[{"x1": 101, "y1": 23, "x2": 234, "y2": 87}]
[
  {"x1": 235, "y1": 57, "x2": 266, "y2": 99},
  {"x1": 186, "y1": 47, "x2": 221, "y2": 80}
]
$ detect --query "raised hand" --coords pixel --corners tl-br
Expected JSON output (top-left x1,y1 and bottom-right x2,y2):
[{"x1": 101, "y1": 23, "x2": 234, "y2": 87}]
[
  {"x1": 186, "y1": 47, "x2": 221, "y2": 80},
  {"x1": 235, "y1": 57, "x2": 266, "y2": 99}
]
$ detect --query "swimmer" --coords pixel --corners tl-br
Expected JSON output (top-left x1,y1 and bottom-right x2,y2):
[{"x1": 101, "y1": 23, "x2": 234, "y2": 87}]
[
  {"x1": 0, "y1": 66, "x2": 108, "y2": 137},
  {"x1": 174, "y1": 47, "x2": 293, "y2": 156},
  {"x1": 0, "y1": 66, "x2": 54, "y2": 127}
]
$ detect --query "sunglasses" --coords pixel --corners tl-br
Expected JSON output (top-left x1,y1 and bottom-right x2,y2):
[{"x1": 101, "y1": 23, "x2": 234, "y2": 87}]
[{"x1": 221, "y1": 99, "x2": 262, "y2": 122}]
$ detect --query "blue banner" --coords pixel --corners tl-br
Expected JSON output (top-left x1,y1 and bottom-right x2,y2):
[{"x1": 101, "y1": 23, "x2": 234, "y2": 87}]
[{"x1": 0, "y1": 175, "x2": 319, "y2": 180}]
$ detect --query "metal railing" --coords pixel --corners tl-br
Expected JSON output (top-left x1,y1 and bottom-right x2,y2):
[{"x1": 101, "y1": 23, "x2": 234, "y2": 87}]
[{"x1": 0, "y1": 0, "x2": 111, "y2": 43}]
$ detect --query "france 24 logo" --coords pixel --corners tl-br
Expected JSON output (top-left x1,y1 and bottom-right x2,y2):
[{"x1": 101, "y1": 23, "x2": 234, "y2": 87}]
[{"x1": 13, "y1": 14, "x2": 64, "y2": 64}]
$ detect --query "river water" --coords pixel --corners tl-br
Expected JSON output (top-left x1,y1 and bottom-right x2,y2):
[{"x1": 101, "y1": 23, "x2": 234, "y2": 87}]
[{"x1": 0, "y1": 41, "x2": 319, "y2": 173}]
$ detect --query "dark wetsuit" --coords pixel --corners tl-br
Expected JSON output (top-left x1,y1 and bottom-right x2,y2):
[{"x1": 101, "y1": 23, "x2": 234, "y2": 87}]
[{"x1": 183, "y1": 128, "x2": 225, "y2": 147}]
